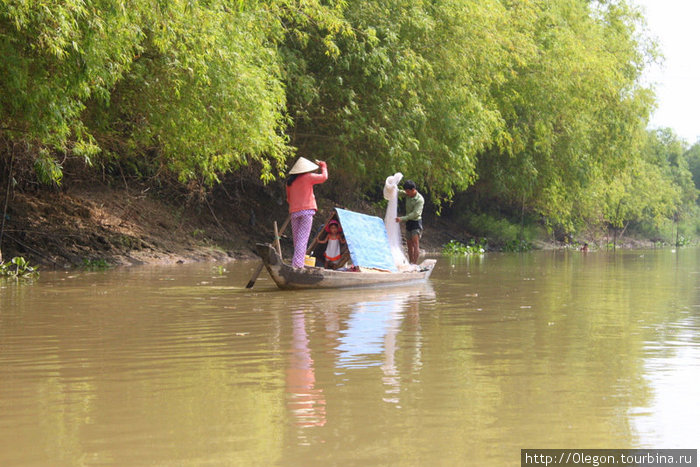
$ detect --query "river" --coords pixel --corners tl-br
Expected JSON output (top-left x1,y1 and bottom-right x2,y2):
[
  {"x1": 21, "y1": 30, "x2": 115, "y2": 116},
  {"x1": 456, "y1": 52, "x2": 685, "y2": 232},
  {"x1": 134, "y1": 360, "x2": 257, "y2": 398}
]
[{"x1": 1, "y1": 248, "x2": 698, "y2": 466}]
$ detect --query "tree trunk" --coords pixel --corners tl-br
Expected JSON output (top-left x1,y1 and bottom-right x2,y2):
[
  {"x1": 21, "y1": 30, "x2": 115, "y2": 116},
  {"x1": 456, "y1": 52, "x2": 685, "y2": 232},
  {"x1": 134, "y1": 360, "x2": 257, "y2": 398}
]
[{"x1": 0, "y1": 152, "x2": 15, "y2": 263}]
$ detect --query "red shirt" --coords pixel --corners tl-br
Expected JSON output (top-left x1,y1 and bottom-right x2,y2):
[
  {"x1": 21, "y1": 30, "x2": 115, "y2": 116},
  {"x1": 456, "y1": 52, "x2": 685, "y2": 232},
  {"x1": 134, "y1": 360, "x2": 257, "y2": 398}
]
[{"x1": 286, "y1": 161, "x2": 328, "y2": 213}]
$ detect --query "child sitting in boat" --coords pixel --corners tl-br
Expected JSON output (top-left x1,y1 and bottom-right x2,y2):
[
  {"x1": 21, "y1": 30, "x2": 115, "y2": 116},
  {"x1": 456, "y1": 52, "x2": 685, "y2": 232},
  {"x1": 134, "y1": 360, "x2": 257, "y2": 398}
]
[{"x1": 318, "y1": 220, "x2": 346, "y2": 269}]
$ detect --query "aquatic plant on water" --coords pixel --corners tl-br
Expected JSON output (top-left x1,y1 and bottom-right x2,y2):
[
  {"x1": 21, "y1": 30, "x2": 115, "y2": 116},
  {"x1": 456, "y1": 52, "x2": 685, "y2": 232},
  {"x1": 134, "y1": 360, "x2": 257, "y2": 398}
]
[
  {"x1": 0, "y1": 256, "x2": 39, "y2": 278},
  {"x1": 442, "y1": 239, "x2": 487, "y2": 255}
]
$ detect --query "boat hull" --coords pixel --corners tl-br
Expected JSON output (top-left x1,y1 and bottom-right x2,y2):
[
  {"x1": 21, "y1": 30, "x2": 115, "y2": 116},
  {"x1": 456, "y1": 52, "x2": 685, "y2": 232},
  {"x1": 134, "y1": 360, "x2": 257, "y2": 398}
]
[{"x1": 255, "y1": 243, "x2": 436, "y2": 290}]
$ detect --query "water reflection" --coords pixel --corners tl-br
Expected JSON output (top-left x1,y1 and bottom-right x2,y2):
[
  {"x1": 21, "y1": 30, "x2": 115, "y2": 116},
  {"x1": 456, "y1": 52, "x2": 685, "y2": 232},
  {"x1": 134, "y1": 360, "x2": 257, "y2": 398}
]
[
  {"x1": 335, "y1": 287, "x2": 433, "y2": 405},
  {"x1": 282, "y1": 285, "x2": 435, "y2": 436},
  {"x1": 2, "y1": 251, "x2": 699, "y2": 466},
  {"x1": 631, "y1": 315, "x2": 700, "y2": 447},
  {"x1": 287, "y1": 310, "x2": 326, "y2": 428}
]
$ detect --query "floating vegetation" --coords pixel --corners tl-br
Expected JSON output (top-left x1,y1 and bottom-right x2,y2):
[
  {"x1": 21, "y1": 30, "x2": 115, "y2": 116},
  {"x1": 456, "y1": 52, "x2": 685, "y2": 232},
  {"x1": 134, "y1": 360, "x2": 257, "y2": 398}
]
[
  {"x1": 442, "y1": 239, "x2": 487, "y2": 255},
  {"x1": 0, "y1": 256, "x2": 39, "y2": 279}
]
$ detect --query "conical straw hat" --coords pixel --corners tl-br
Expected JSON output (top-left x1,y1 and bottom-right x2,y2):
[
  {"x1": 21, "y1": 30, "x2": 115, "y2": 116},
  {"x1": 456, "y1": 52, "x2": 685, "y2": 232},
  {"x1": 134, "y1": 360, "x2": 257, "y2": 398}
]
[{"x1": 288, "y1": 157, "x2": 319, "y2": 175}]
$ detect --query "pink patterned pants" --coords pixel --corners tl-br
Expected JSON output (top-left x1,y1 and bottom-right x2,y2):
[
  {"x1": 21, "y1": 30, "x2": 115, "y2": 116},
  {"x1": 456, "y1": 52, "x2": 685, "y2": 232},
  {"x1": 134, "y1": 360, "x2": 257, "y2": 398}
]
[{"x1": 291, "y1": 209, "x2": 315, "y2": 268}]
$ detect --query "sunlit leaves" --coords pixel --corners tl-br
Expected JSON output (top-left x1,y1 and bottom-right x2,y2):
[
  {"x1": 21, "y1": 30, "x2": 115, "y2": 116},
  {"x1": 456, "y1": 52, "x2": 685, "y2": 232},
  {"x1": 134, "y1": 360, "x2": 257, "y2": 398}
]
[
  {"x1": 34, "y1": 149, "x2": 63, "y2": 185},
  {"x1": 282, "y1": 0, "x2": 517, "y2": 199},
  {"x1": 474, "y1": 0, "x2": 657, "y2": 231},
  {"x1": 686, "y1": 143, "x2": 700, "y2": 197},
  {"x1": 1, "y1": 0, "x2": 295, "y2": 185},
  {"x1": 0, "y1": 0, "x2": 692, "y2": 238}
]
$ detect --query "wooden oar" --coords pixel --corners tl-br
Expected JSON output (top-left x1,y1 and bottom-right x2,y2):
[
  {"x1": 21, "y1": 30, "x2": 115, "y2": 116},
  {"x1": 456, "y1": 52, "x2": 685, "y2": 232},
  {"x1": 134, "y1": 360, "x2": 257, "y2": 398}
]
[{"x1": 246, "y1": 216, "x2": 290, "y2": 288}]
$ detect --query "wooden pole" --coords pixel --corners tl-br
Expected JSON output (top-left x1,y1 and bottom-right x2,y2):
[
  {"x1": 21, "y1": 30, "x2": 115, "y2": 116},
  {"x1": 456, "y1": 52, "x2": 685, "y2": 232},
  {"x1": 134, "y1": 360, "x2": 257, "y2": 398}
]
[
  {"x1": 278, "y1": 216, "x2": 290, "y2": 250},
  {"x1": 245, "y1": 215, "x2": 290, "y2": 288},
  {"x1": 274, "y1": 221, "x2": 282, "y2": 256}
]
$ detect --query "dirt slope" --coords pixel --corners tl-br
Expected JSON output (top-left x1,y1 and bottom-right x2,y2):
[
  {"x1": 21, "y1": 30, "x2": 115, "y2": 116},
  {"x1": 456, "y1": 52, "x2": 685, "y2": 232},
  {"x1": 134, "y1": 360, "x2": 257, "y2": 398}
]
[{"x1": 0, "y1": 182, "x2": 458, "y2": 269}]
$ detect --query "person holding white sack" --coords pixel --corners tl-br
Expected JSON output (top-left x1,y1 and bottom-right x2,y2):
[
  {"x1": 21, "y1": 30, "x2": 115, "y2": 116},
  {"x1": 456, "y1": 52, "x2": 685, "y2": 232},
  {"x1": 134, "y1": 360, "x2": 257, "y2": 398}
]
[{"x1": 394, "y1": 179, "x2": 424, "y2": 265}]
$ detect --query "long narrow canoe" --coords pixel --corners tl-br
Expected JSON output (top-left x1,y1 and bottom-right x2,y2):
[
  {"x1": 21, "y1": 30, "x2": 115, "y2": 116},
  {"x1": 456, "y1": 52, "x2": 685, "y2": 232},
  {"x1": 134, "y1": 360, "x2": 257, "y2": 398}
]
[{"x1": 255, "y1": 243, "x2": 436, "y2": 290}]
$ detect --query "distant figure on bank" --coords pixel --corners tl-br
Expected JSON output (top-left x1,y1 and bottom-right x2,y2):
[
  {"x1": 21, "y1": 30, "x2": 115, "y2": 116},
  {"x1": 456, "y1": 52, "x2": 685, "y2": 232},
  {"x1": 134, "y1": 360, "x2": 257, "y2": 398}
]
[
  {"x1": 395, "y1": 180, "x2": 424, "y2": 264},
  {"x1": 581, "y1": 242, "x2": 589, "y2": 252},
  {"x1": 318, "y1": 219, "x2": 345, "y2": 269},
  {"x1": 286, "y1": 157, "x2": 328, "y2": 268}
]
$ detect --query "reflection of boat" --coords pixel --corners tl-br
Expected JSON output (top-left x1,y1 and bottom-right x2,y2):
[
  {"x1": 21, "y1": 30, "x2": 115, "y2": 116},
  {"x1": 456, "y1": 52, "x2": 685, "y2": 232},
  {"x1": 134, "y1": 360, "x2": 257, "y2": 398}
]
[
  {"x1": 283, "y1": 283, "x2": 434, "y2": 422},
  {"x1": 256, "y1": 243, "x2": 437, "y2": 290}
]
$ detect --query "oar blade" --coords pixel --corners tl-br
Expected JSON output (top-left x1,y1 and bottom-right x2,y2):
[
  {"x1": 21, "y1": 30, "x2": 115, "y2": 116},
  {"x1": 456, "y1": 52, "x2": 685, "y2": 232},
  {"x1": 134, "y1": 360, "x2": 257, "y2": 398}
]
[{"x1": 245, "y1": 262, "x2": 265, "y2": 288}]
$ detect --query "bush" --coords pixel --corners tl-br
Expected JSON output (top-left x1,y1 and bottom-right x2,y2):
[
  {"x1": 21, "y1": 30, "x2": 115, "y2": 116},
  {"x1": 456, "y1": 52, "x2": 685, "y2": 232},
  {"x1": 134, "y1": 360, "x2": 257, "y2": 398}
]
[
  {"x1": 460, "y1": 213, "x2": 539, "y2": 249},
  {"x1": 630, "y1": 210, "x2": 700, "y2": 246}
]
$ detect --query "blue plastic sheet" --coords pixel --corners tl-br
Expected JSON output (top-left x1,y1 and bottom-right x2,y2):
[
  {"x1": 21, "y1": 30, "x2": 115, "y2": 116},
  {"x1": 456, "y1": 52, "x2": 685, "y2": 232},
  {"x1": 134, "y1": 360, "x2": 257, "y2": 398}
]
[{"x1": 335, "y1": 208, "x2": 397, "y2": 272}]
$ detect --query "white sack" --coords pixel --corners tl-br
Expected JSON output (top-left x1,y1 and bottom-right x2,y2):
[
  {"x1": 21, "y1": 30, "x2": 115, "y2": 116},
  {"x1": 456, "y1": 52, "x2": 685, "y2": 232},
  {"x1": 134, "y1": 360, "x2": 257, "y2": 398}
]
[{"x1": 383, "y1": 173, "x2": 409, "y2": 268}]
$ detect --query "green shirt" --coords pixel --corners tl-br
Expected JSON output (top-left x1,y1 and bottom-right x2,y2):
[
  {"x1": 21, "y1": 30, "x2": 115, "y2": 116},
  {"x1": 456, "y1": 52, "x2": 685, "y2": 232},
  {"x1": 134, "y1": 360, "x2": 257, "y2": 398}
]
[{"x1": 399, "y1": 190, "x2": 424, "y2": 222}]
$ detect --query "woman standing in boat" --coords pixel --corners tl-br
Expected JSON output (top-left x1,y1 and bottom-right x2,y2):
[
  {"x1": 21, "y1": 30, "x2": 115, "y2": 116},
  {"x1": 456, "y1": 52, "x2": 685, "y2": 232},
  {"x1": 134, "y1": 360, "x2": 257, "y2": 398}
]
[{"x1": 286, "y1": 157, "x2": 328, "y2": 268}]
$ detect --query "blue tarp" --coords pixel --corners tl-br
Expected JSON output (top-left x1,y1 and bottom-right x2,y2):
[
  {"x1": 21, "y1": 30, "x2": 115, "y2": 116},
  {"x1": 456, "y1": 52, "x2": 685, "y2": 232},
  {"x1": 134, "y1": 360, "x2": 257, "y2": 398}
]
[{"x1": 335, "y1": 208, "x2": 397, "y2": 272}]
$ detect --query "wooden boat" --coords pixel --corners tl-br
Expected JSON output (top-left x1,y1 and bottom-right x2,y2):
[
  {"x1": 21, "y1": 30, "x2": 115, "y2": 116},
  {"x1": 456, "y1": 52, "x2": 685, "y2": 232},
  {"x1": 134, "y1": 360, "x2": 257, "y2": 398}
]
[{"x1": 256, "y1": 242, "x2": 437, "y2": 290}]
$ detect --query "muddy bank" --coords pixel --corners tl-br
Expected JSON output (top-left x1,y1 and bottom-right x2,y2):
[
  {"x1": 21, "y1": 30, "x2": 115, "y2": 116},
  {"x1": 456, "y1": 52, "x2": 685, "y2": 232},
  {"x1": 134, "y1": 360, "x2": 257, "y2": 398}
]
[
  {"x1": 0, "y1": 180, "x2": 461, "y2": 268},
  {"x1": 0, "y1": 181, "x2": 653, "y2": 269},
  {"x1": 1, "y1": 186, "x2": 231, "y2": 267}
]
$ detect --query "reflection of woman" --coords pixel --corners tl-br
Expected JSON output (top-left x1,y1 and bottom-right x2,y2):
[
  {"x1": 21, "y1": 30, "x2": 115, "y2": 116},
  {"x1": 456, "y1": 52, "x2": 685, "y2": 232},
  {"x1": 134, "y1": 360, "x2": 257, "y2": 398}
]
[
  {"x1": 286, "y1": 311, "x2": 326, "y2": 427},
  {"x1": 286, "y1": 157, "x2": 328, "y2": 268}
]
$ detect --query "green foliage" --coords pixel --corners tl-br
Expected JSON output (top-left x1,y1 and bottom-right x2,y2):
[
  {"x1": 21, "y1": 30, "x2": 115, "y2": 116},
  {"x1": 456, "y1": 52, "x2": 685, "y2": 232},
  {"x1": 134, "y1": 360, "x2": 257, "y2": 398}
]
[
  {"x1": 283, "y1": 0, "x2": 516, "y2": 200},
  {"x1": 1, "y1": 0, "x2": 294, "y2": 186},
  {"x1": 580, "y1": 129, "x2": 697, "y2": 242},
  {"x1": 34, "y1": 149, "x2": 63, "y2": 185},
  {"x1": 99, "y1": 0, "x2": 292, "y2": 185},
  {"x1": 442, "y1": 239, "x2": 487, "y2": 256},
  {"x1": 81, "y1": 258, "x2": 111, "y2": 270},
  {"x1": 0, "y1": 256, "x2": 39, "y2": 278},
  {"x1": 0, "y1": 0, "x2": 137, "y2": 179},
  {"x1": 462, "y1": 212, "x2": 541, "y2": 247},
  {"x1": 475, "y1": 0, "x2": 656, "y2": 231},
  {"x1": 675, "y1": 235, "x2": 693, "y2": 247},
  {"x1": 600, "y1": 158, "x2": 678, "y2": 229},
  {"x1": 1, "y1": 0, "x2": 695, "y2": 247},
  {"x1": 502, "y1": 239, "x2": 534, "y2": 253},
  {"x1": 636, "y1": 207, "x2": 700, "y2": 246},
  {"x1": 685, "y1": 142, "x2": 700, "y2": 199}
]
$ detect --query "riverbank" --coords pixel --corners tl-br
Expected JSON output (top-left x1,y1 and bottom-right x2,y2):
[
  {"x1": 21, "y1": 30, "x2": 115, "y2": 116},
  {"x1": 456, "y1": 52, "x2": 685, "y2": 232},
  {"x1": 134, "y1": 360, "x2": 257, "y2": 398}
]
[
  {"x1": 0, "y1": 182, "x2": 656, "y2": 269},
  {"x1": 1, "y1": 179, "x2": 299, "y2": 267}
]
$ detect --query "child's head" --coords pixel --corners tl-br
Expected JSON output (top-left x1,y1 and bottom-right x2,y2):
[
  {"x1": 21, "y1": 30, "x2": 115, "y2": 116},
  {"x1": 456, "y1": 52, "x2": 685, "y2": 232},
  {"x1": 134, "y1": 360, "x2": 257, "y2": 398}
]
[{"x1": 325, "y1": 219, "x2": 342, "y2": 234}]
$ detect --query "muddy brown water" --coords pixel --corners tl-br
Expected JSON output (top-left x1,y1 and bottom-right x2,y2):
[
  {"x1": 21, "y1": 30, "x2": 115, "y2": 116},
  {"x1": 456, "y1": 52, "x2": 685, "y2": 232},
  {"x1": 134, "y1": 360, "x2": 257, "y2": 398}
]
[{"x1": 1, "y1": 248, "x2": 698, "y2": 466}]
